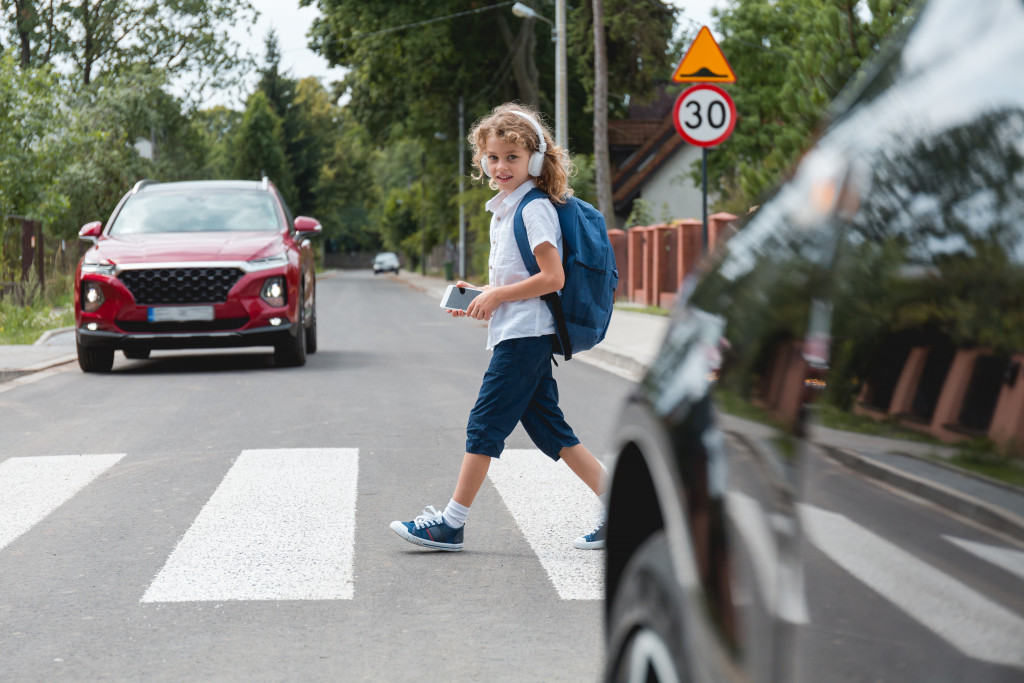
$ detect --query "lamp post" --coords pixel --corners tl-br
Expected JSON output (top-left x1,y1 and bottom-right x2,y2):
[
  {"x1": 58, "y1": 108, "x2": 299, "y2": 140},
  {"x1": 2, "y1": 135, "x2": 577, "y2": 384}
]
[
  {"x1": 511, "y1": 1, "x2": 567, "y2": 151},
  {"x1": 434, "y1": 96, "x2": 467, "y2": 279}
]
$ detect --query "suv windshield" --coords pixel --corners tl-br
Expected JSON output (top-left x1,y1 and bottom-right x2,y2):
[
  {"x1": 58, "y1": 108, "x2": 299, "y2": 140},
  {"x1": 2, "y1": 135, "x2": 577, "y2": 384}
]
[{"x1": 109, "y1": 190, "x2": 283, "y2": 235}]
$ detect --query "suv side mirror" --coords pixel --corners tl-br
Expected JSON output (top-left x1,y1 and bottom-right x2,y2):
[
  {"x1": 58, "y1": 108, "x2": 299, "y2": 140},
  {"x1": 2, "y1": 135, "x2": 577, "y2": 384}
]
[
  {"x1": 294, "y1": 216, "x2": 322, "y2": 234},
  {"x1": 78, "y1": 221, "x2": 103, "y2": 244}
]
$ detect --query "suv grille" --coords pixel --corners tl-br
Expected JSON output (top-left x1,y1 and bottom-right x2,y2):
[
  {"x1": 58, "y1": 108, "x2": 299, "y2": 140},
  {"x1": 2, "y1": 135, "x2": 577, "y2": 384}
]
[{"x1": 120, "y1": 267, "x2": 244, "y2": 304}]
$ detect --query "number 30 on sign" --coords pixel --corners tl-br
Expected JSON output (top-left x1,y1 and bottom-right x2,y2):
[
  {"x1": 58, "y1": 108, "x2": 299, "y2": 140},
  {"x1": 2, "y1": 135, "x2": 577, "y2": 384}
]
[{"x1": 672, "y1": 84, "x2": 736, "y2": 148}]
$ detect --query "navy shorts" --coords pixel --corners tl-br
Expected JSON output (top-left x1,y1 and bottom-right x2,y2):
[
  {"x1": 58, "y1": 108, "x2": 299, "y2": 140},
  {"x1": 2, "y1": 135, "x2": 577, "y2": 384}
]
[{"x1": 466, "y1": 335, "x2": 580, "y2": 460}]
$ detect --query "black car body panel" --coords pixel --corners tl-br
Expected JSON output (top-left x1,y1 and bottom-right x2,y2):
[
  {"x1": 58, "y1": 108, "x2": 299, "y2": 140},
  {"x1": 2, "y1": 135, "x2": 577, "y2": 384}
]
[{"x1": 605, "y1": 0, "x2": 1024, "y2": 680}]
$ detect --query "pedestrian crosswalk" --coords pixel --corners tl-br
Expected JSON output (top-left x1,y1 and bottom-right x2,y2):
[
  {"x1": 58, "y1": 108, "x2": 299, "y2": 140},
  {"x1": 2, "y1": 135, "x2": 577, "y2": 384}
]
[
  {"x1": 142, "y1": 448, "x2": 359, "y2": 603},
  {"x1": 489, "y1": 449, "x2": 603, "y2": 600},
  {"x1": 3, "y1": 447, "x2": 1024, "y2": 669},
  {"x1": 0, "y1": 453, "x2": 126, "y2": 551}
]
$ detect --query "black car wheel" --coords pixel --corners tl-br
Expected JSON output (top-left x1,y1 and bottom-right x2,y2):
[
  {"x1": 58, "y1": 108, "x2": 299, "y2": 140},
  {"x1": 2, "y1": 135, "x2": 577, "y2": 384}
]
[
  {"x1": 274, "y1": 291, "x2": 307, "y2": 367},
  {"x1": 605, "y1": 531, "x2": 689, "y2": 683},
  {"x1": 123, "y1": 348, "x2": 151, "y2": 360},
  {"x1": 77, "y1": 341, "x2": 114, "y2": 373},
  {"x1": 305, "y1": 289, "x2": 318, "y2": 355}
]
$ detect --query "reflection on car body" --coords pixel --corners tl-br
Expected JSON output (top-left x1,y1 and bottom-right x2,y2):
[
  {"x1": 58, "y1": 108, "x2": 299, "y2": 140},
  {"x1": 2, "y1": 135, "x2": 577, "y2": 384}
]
[
  {"x1": 603, "y1": 0, "x2": 1024, "y2": 681},
  {"x1": 74, "y1": 178, "x2": 321, "y2": 372}
]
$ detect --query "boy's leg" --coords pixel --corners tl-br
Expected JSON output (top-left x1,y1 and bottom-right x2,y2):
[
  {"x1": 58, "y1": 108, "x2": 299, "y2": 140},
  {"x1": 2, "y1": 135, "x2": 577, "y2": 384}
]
[
  {"x1": 559, "y1": 443, "x2": 606, "y2": 496},
  {"x1": 560, "y1": 444, "x2": 609, "y2": 550},
  {"x1": 452, "y1": 452, "x2": 492, "y2": 508}
]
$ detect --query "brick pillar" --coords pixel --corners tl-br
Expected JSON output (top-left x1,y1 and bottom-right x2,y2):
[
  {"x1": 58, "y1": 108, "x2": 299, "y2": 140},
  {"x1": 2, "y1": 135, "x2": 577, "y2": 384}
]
[
  {"x1": 679, "y1": 220, "x2": 703, "y2": 282},
  {"x1": 708, "y1": 212, "x2": 738, "y2": 252},
  {"x1": 930, "y1": 349, "x2": 980, "y2": 440},
  {"x1": 988, "y1": 354, "x2": 1024, "y2": 455},
  {"x1": 627, "y1": 227, "x2": 645, "y2": 303}
]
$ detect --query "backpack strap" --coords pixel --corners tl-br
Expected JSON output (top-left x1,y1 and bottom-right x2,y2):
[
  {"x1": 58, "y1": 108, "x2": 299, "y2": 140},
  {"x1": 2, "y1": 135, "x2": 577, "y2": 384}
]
[{"x1": 512, "y1": 189, "x2": 573, "y2": 359}]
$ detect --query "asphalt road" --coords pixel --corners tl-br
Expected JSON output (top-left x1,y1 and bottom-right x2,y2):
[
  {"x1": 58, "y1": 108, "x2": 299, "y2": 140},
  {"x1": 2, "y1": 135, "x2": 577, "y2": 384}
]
[
  {"x1": 4, "y1": 270, "x2": 1024, "y2": 682},
  {"x1": 0, "y1": 270, "x2": 635, "y2": 682}
]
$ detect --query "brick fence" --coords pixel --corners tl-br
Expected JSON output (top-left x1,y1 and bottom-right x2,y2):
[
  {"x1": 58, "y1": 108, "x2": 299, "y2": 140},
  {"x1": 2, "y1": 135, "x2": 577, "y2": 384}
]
[{"x1": 612, "y1": 212, "x2": 738, "y2": 308}]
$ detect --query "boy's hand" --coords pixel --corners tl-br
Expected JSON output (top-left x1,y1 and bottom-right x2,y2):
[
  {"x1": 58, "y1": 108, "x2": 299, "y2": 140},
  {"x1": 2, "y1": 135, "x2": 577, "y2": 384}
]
[
  {"x1": 445, "y1": 281, "x2": 479, "y2": 318},
  {"x1": 466, "y1": 285, "x2": 501, "y2": 321}
]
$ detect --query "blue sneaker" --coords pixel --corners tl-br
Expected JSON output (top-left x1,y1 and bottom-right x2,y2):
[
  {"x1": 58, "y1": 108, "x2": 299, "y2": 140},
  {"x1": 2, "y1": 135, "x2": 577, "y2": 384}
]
[
  {"x1": 573, "y1": 517, "x2": 606, "y2": 549},
  {"x1": 390, "y1": 506, "x2": 464, "y2": 551}
]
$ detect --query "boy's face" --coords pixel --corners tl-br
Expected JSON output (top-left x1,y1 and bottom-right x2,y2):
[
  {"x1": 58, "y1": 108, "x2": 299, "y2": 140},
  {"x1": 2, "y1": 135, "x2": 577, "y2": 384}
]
[{"x1": 485, "y1": 134, "x2": 531, "y2": 192}]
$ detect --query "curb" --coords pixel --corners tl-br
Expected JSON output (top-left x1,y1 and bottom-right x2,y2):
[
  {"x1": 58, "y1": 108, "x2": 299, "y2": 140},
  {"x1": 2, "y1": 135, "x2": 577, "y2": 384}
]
[
  {"x1": 0, "y1": 354, "x2": 78, "y2": 384},
  {"x1": 821, "y1": 445, "x2": 1024, "y2": 544}
]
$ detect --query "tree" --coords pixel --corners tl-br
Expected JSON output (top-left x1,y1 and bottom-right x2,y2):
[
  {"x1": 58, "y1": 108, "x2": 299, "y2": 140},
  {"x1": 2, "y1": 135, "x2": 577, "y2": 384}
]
[
  {"x1": 591, "y1": 0, "x2": 613, "y2": 225},
  {"x1": 565, "y1": 0, "x2": 676, "y2": 222},
  {"x1": 0, "y1": 47, "x2": 66, "y2": 224},
  {"x1": 233, "y1": 90, "x2": 292, "y2": 192},
  {"x1": 0, "y1": 0, "x2": 256, "y2": 103},
  {"x1": 697, "y1": 0, "x2": 917, "y2": 213}
]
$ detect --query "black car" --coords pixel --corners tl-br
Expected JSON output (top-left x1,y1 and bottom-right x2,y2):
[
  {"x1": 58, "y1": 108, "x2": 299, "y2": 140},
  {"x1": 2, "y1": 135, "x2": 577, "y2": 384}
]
[{"x1": 603, "y1": 0, "x2": 1024, "y2": 681}]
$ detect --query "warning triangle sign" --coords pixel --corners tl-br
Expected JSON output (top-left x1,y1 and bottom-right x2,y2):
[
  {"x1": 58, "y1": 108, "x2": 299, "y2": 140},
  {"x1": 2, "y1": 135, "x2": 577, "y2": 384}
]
[{"x1": 671, "y1": 26, "x2": 736, "y2": 83}]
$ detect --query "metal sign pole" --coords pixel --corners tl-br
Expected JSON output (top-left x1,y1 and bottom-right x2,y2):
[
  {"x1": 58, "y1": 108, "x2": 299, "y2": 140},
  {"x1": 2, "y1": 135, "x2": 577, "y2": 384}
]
[{"x1": 702, "y1": 148, "x2": 708, "y2": 255}]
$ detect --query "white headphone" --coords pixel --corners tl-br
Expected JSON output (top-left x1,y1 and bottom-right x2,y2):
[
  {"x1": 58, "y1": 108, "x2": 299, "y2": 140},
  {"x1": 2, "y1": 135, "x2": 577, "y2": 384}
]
[{"x1": 481, "y1": 110, "x2": 548, "y2": 178}]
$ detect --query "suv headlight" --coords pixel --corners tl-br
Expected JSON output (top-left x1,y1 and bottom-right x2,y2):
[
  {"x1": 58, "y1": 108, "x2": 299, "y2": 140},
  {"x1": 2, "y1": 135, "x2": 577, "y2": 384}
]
[
  {"x1": 260, "y1": 276, "x2": 286, "y2": 307},
  {"x1": 248, "y1": 252, "x2": 288, "y2": 271},
  {"x1": 82, "y1": 281, "x2": 105, "y2": 312},
  {"x1": 81, "y1": 259, "x2": 116, "y2": 275}
]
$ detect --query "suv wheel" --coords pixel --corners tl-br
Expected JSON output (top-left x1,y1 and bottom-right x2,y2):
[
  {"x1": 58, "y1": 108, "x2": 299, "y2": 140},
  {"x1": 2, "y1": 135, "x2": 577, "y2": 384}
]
[
  {"x1": 304, "y1": 287, "x2": 318, "y2": 354},
  {"x1": 274, "y1": 294, "x2": 307, "y2": 367},
  {"x1": 77, "y1": 342, "x2": 114, "y2": 373},
  {"x1": 605, "y1": 531, "x2": 689, "y2": 683}
]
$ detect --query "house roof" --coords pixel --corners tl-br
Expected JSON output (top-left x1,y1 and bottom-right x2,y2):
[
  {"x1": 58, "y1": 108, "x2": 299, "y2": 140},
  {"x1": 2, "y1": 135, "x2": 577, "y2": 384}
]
[{"x1": 610, "y1": 113, "x2": 686, "y2": 214}]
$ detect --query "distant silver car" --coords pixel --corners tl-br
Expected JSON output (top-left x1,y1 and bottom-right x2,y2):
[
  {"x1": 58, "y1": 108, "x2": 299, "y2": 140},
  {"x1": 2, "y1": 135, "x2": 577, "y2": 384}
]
[{"x1": 372, "y1": 252, "x2": 400, "y2": 275}]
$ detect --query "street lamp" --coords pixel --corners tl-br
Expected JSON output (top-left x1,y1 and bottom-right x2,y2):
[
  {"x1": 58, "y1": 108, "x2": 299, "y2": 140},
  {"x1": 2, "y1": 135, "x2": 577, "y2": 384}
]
[{"x1": 511, "y1": 1, "x2": 567, "y2": 151}]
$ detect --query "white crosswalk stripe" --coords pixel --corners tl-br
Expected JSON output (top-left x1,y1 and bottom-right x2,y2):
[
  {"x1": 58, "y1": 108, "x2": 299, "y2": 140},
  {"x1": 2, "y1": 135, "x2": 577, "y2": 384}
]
[
  {"x1": 142, "y1": 448, "x2": 359, "y2": 602},
  {"x1": 800, "y1": 504, "x2": 1024, "y2": 668},
  {"x1": 5, "y1": 446, "x2": 1023, "y2": 644},
  {"x1": 0, "y1": 453, "x2": 125, "y2": 551},
  {"x1": 487, "y1": 449, "x2": 604, "y2": 600},
  {"x1": 945, "y1": 536, "x2": 1024, "y2": 583}
]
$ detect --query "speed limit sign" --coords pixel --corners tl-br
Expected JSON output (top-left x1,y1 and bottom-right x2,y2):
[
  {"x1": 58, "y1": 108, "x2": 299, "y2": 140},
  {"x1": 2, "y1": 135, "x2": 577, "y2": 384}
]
[{"x1": 672, "y1": 84, "x2": 736, "y2": 148}]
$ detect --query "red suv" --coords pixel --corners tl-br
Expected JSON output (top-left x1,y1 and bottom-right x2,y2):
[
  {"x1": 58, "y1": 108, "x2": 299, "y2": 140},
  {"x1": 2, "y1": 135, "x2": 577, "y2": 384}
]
[{"x1": 74, "y1": 179, "x2": 321, "y2": 372}]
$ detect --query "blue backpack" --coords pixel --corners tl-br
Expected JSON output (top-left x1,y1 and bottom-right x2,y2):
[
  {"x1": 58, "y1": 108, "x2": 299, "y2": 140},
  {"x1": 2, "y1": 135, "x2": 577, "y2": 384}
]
[{"x1": 513, "y1": 188, "x2": 619, "y2": 360}]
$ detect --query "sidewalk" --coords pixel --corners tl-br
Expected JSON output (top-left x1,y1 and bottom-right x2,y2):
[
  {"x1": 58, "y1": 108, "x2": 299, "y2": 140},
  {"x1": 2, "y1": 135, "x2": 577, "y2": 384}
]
[
  {"x1": 3, "y1": 269, "x2": 1023, "y2": 542},
  {"x1": 0, "y1": 327, "x2": 77, "y2": 384}
]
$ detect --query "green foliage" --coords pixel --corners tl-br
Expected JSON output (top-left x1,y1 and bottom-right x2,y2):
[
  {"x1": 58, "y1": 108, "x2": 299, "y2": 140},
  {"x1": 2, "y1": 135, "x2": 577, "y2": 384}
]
[
  {"x1": 626, "y1": 198, "x2": 655, "y2": 228},
  {"x1": 696, "y1": 0, "x2": 917, "y2": 213},
  {"x1": 232, "y1": 90, "x2": 292, "y2": 189},
  {"x1": 0, "y1": 49, "x2": 68, "y2": 225},
  {"x1": 1, "y1": 0, "x2": 256, "y2": 103},
  {"x1": 0, "y1": 271, "x2": 75, "y2": 345},
  {"x1": 565, "y1": 0, "x2": 677, "y2": 118}
]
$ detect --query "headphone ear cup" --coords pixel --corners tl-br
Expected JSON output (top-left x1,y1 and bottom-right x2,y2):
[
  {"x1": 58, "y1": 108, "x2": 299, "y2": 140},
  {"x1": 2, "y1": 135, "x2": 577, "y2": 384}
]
[
  {"x1": 528, "y1": 151, "x2": 544, "y2": 177},
  {"x1": 482, "y1": 158, "x2": 491, "y2": 177}
]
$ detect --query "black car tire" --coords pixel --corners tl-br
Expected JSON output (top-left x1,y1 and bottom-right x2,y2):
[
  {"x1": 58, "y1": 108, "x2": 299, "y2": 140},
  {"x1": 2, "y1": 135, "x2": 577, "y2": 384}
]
[
  {"x1": 77, "y1": 342, "x2": 114, "y2": 373},
  {"x1": 605, "y1": 531, "x2": 690, "y2": 683},
  {"x1": 274, "y1": 292, "x2": 307, "y2": 367},
  {"x1": 305, "y1": 291, "x2": 318, "y2": 355},
  {"x1": 123, "y1": 348, "x2": 151, "y2": 360}
]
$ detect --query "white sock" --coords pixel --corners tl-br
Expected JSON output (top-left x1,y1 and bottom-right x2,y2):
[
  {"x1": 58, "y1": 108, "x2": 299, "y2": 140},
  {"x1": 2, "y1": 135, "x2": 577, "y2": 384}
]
[{"x1": 442, "y1": 498, "x2": 470, "y2": 528}]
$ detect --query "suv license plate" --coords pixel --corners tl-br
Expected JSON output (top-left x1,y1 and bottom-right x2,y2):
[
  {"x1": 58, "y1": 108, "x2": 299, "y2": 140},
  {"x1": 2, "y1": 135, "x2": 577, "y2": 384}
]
[{"x1": 148, "y1": 306, "x2": 215, "y2": 322}]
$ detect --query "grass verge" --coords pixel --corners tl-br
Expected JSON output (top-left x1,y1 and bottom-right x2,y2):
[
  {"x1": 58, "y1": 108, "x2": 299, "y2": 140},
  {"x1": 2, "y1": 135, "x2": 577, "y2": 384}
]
[{"x1": 0, "y1": 273, "x2": 75, "y2": 345}]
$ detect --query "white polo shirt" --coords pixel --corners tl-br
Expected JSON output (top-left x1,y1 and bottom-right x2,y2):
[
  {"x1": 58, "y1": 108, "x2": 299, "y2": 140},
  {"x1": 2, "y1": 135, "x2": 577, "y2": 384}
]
[{"x1": 484, "y1": 180, "x2": 562, "y2": 350}]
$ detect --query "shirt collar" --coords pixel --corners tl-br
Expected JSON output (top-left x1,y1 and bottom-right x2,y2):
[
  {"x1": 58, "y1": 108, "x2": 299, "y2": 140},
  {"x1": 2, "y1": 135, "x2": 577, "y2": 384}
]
[{"x1": 486, "y1": 179, "x2": 537, "y2": 216}]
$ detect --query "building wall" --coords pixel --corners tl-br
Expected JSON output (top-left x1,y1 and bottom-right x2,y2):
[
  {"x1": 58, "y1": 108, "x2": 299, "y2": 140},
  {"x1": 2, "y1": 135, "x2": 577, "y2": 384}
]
[{"x1": 635, "y1": 145, "x2": 707, "y2": 224}]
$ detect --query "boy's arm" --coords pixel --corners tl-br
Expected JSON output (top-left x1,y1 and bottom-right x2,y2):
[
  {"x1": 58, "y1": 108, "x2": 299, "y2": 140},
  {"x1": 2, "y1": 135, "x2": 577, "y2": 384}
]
[{"x1": 466, "y1": 242, "x2": 563, "y2": 321}]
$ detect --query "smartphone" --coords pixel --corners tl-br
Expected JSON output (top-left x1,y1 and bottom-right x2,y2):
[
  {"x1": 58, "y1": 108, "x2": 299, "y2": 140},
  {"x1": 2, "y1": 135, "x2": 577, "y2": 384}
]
[{"x1": 441, "y1": 284, "x2": 484, "y2": 311}]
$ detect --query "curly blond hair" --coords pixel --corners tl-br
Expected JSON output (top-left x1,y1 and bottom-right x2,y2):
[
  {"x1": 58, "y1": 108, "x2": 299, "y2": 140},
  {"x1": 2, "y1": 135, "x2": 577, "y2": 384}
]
[{"x1": 468, "y1": 102, "x2": 573, "y2": 204}]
